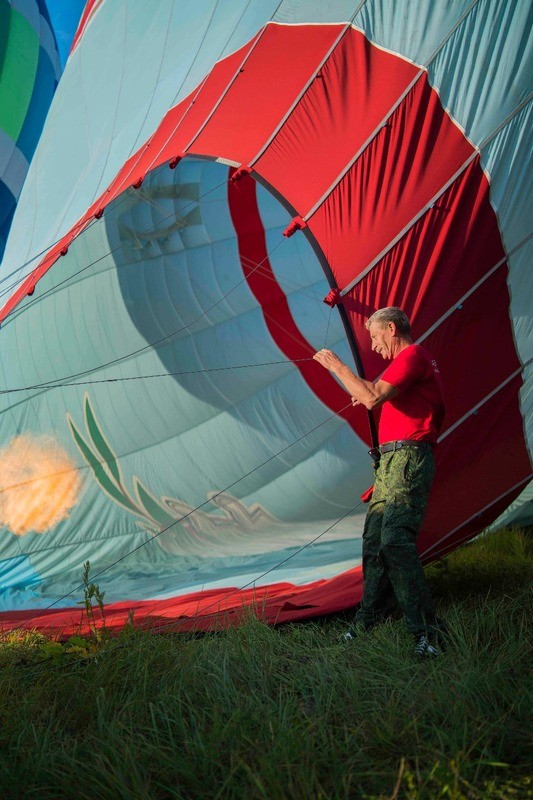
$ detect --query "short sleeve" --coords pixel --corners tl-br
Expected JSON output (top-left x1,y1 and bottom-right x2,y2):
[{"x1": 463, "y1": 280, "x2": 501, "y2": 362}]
[{"x1": 381, "y1": 346, "x2": 428, "y2": 393}]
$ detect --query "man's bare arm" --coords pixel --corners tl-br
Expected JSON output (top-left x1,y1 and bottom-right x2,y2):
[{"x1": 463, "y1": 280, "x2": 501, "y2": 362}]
[{"x1": 313, "y1": 349, "x2": 398, "y2": 410}]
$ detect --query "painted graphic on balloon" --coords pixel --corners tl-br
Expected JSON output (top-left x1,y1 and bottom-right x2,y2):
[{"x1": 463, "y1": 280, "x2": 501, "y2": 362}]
[
  {"x1": 67, "y1": 394, "x2": 282, "y2": 553},
  {"x1": 0, "y1": 434, "x2": 81, "y2": 535}
]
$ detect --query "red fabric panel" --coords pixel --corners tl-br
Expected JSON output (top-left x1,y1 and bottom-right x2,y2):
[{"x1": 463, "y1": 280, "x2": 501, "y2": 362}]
[
  {"x1": 0, "y1": 568, "x2": 364, "y2": 637},
  {"x1": 338, "y1": 144, "x2": 532, "y2": 558},
  {"x1": 0, "y1": 25, "x2": 338, "y2": 321},
  {"x1": 421, "y1": 482, "x2": 529, "y2": 563},
  {"x1": 255, "y1": 27, "x2": 420, "y2": 213},
  {"x1": 416, "y1": 269, "x2": 521, "y2": 428},
  {"x1": 306, "y1": 72, "x2": 474, "y2": 285},
  {"x1": 227, "y1": 170, "x2": 368, "y2": 440},
  {"x1": 345, "y1": 159, "x2": 508, "y2": 386},
  {"x1": 151, "y1": 46, "x2": 250, "y2": 162},
  {"x1": 192, "y1": 24, "x2": 341, "y2": 165},
  {"x1": 109, "y1": 41, "x2": 256, "y2": 198},
  {"x1": 419, "y1": 373, "x2": 531, "y2": 558}
]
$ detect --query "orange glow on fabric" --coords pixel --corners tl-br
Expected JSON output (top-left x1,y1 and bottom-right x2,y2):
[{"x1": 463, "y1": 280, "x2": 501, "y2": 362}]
[{"x1": 0, "y1": 435, "x2": 81, "y2": 535}]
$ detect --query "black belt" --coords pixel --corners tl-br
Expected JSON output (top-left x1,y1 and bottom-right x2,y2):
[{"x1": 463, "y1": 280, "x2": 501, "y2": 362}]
[{"x1": 368, "y1": 440, "x2": 432, "y2": 462}]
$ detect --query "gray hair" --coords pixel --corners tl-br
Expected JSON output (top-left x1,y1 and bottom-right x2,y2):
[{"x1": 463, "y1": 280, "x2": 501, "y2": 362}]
[{"x1": 365, "y1": 307, "x2": 411, "y2": 335}]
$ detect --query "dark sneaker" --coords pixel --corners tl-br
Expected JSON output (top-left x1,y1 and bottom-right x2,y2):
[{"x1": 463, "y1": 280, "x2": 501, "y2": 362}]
[{"x1": 414, "y1": 634, "x2": 439, "y2": 657}]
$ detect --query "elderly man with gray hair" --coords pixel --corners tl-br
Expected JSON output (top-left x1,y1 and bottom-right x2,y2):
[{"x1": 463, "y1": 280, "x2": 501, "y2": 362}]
[{"x1": 314, "y1": 306, "x2": 446, "y2": 656}]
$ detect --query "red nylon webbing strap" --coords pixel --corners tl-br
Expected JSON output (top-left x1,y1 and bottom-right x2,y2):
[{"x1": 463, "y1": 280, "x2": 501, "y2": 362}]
[
  {"x1": 0, "y1": 567, "x2": 364, "y2": 637},
  {"x1": 227, "y1": 168, "x2": 367, "y2": 441},
  {"x1": 70, "y1": 0, "x2": 103, "y2": 55}
]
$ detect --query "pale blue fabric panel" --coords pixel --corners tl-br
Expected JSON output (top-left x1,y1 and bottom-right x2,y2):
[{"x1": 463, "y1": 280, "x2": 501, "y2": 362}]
[
  {"x1": 427, "y1": 0, "x2": 532, "y2": 147},
  {"x1": 273, "y1": 0, "x2": 360, "y2": 25},
  {"x1": 480, "y1": 102, "x2": 533, "y2": 502},
  {"x1": 0, "y1": 156, "x2": 367, "y2": 608},
  {"x1": 256, "y1": 181, "x2": 351, "y2": 363},
  {"x1": 37, "y1": 8, "x2": 61, "y2": 79},
  {"x1": 0, "y1": 130, "x2": 28, "y2": 198},
  {"x1": 354, "y1": 0, "x2": 474, "y2": 65},
  {"x1": 482, "y1": 103, "x2": 532, "y2": 369},
  {"x1": 0, "y1": 0, "x2": 279, "y2": 289},
  {"x1": 482, "y1": 105, "x2": 532, "y2": 256}
]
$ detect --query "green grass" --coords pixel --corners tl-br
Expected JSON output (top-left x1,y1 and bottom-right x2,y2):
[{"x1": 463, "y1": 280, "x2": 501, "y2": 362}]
[{"x1": 0, "y1": 528, "x2": 531, "y2": 799}]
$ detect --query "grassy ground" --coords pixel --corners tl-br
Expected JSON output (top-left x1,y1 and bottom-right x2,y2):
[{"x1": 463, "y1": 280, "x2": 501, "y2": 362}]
[{"x1": 0, "y1": 528, "x2": 531, "y2": 800}]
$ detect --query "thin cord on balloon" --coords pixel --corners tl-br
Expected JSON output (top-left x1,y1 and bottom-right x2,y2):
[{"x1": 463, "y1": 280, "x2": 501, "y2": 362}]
[
  {"x1": 0, "y1": 173, "x2": 231, "y2": 319},
  {"x1": 4, "y1": 343, "x2": 531, "y2": 497},
  {"x1": 0, "y1": 237, "x2": 289, "y2": 406},
  {"x1": 141, "y1": 498, "x2": 363, "y2": 634},
  {"x1": 0, "y1": 0, "x2": 225, "y2": 292},
  {"x1": 2, "y1": 495, "x2": 364, "y2": 674},
  {"x1": 0, "y1": 0, "x2": 267, "y2": 299},
  {"x1": 239, "y1": 252, "x2": 328, "y2": 304},
  {"x1": 3, "y1": 232, "x2": 531, "y2": 477},
  {"x1": 0, "y1": 188, "x2": 326, "y2": 328},
  {"x1": 323, "y1": 306, "x2": 333, "y2": 348},
  {"x1": 54, "y1": 494, "x2": 363, "y2": 645},
  {"x1": 0, "y1": 0, "x2": 287, "y2": 303},
  {"x1": 0, "y1": 155, "x2": 190, "y2": 298},
  {"x1": 0, "y1": 398, "x2": 355, "y2": 637},
  {"x1": 0, "y1": 0, "x2": 520, "y2": 301},
  {"x1": 0, "y1": 170, "x2": 257, "y2": 320},
  {"x1": 75, "y1": 0, "x2": 130, "y2": 236},
  {"x1": 117, "y1": 0, "x2": 252, "y2": 193},
  {"x1": 0, "y1": 358, "x2": 316, "y2": 394},
  {"x1": 127, "y1": 0, "x2": 284, "y2": 191},
  {"x1": 0, "y1": 228, "x2": 339, "y2": 396}
]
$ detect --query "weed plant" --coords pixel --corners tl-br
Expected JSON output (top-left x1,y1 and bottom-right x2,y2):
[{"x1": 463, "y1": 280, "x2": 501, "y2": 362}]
[{"x1": 0, "y1": 528, "x2": 531, "y2": 799}]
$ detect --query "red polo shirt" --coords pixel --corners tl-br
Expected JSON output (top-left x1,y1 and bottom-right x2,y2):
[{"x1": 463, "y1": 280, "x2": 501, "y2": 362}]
[{"x1": 379, "y1": 344, "x2": 445, "y2": 445}]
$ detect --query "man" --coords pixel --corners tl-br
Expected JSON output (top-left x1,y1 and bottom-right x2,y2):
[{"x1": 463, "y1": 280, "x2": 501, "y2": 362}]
[{"x1": 313, "y1": 307, "x2": 446, "y2": 656}]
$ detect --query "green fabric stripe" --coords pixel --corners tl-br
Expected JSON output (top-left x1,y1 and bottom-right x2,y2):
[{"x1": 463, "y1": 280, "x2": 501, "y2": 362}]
[
  {"x1": 0, "y1": 1, "x2": 10, "y2": 78},
  {"x1": 0, "y1": 8, "x2": 39, "y2": 140}
]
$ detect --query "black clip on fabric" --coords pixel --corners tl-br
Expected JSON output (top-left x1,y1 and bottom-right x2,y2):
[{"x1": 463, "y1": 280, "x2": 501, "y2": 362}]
[{"x1": 368, "y1": 447, "x2": 381, "y2": 463}]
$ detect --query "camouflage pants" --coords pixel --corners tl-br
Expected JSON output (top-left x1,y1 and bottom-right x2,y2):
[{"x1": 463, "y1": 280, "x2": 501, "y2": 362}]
[{"x1": 355, "y1": 444, "x2": 437, "y2": 637}]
